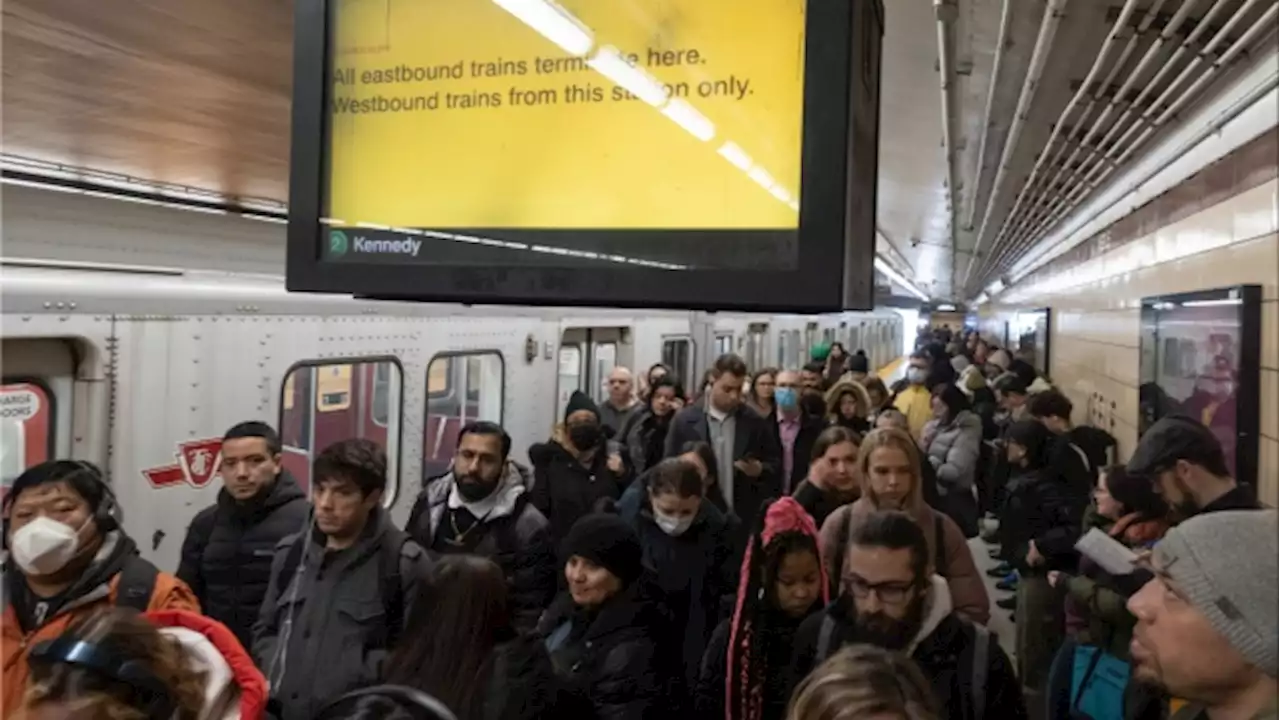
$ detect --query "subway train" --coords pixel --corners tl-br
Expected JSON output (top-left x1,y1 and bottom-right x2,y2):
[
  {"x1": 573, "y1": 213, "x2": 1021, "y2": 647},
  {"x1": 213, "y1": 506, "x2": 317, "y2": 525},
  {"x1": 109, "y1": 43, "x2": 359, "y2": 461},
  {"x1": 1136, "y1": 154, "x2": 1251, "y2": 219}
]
[{"x1": 0, "y1": 184, "x2": 905, "y2": 572}]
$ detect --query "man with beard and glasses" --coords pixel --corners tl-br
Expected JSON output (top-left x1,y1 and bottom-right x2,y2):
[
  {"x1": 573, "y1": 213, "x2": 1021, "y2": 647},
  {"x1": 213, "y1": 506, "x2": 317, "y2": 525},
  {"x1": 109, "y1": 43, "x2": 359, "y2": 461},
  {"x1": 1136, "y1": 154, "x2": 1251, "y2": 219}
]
[
  {"x1": 790, "y1": 511, "x2": 1026, "y2": 720},
  {"x1": 407, "y1": 421, "x2": 556, "y2": 632},
  {"x1": 1126, "y1": 415, "x2": 1258, "y2": 524}
]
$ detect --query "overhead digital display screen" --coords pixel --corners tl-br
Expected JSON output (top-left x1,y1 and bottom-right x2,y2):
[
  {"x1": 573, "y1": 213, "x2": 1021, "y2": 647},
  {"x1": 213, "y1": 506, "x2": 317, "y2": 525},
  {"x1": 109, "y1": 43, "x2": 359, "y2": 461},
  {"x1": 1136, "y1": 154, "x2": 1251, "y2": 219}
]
[
  {"x1": 327, "y1": 0, "x2": 804, "y2": 233},
  {"x1": 287, "y1": 0, "x2": 884, "y2": 311}
]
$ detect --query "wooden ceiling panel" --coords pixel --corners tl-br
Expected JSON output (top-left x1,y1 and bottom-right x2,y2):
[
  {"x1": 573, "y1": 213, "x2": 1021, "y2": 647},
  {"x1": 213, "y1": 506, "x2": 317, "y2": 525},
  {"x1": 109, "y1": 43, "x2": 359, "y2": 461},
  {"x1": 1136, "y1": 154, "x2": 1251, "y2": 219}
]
[{"x1": 2, "y1": 0, "x2": 292, "y2": 202}]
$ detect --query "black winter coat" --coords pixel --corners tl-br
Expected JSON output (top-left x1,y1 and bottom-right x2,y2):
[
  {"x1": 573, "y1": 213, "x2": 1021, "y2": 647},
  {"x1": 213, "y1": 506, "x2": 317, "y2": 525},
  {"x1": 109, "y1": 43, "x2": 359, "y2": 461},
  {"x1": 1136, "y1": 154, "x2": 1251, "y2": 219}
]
[
  {"x1": 623, "y1": 499, "x2": 737, "y2": 688},
  {"x1": 696, "y1": 611, "x2": 809, "y2": 720},
  {"x1": 176, "y1": 471, "x2": 309, "y2": 648},
  {"x1": 405, "y1": 463, "x2": 557, "y2": 633},
  {"x1": 529, "y1": 440, "x2": 628, "y2": 544},
  {"x1": 789, "y1": 595, "x2": 1027, "y2": 720},
  {"x1": 537, "y1": 583, "x2": 680, "y2": 720},
  {"x1": 998, "y1": 467, "x2": 1084, "y2": 572},
  {"x1": 479, "y1": 635, "x2": 593, "y2": 720}
]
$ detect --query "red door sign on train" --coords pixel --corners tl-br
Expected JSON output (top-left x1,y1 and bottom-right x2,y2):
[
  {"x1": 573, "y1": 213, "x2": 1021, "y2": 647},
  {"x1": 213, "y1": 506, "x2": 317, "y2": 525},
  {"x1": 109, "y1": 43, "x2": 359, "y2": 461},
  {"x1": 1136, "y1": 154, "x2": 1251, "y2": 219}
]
[
  {"x1": 142, "y1": 437, "x2": 223, "y2": 489},
  {"x1": 178, "y1": 438, "x2": 223, "y2": 488}
]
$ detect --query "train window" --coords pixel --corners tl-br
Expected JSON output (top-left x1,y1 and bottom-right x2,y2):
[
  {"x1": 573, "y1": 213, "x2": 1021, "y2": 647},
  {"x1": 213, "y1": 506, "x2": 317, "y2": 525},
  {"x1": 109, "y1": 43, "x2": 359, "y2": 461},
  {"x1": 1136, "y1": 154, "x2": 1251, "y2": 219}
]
[
  {"x1": 662, "y1": 338, "x2": 693, "y2": 393},
  {"x1": 557, "y1": 345, "x2": 583, "y2": 413},
  {"x1": 590, "y1": 342, "x2": 618, "y2": 405},
  {"x1": 279, "y1": 359, "x2": 403, "y2": 505},
  {"x1": 372, "y1": 362, "x2": 392, "y2": 426},
  {"x1": 423, "y1": 351, "x2": 506, "y2": 481},
  {"x1": 316, "y1": 365, "x2": 353, "y2": 412},
  {"x1": 777, "y1": 331, "x2": 790, "y2": 367},
  {"x1": 715, "y1": 333, "x2": 734, "y2": 357},
  {"x1": 0, "y1": 379, "x2": 56, "y2": 492}
]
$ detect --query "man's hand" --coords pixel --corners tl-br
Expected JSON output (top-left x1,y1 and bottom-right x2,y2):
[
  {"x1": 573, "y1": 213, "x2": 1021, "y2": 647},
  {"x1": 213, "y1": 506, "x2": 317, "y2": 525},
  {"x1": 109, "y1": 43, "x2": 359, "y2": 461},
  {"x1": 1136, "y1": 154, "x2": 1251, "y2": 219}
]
[{"x1": 734, "y1": 458, "x2": 763, "y2": 478}]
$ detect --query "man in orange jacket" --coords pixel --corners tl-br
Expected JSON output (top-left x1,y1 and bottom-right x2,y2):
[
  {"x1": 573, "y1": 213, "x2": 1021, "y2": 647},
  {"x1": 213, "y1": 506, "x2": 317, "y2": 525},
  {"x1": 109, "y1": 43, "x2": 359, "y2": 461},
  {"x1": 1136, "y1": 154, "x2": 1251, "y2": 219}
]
[{"x1": 1, "y1": 460, "x2": 198, "y2": 714}]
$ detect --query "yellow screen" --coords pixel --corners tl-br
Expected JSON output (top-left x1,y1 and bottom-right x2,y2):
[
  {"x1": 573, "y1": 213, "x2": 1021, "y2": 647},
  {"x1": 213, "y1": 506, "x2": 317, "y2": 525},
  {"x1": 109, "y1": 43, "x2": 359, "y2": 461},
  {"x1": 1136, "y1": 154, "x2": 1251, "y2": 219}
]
[{"x1": 327, "y1": 0, "x2": 806, "y2": 230}]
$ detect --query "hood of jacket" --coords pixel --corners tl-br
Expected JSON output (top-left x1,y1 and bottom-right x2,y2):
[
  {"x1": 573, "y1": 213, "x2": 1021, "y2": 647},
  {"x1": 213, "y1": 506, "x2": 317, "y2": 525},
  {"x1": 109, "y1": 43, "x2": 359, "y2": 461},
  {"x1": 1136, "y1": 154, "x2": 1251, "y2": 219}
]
[
  {"x1": 216, "y1": 469, "x2": 306, "y2": 518},
  {"x1": 906, "y1": 574, "x2": 953, "y2": 654},
  {"x1": 427, "y1": 460, "x2": 531, "y2": 522},
  {"x1": 147, "y1": 610, "x2": 269, "y2": 720}
]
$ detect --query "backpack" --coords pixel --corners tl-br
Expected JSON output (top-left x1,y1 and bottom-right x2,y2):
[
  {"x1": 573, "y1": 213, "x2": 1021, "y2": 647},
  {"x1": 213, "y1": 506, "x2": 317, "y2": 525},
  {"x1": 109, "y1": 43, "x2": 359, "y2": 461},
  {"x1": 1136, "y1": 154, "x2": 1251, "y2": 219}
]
[
  {"x1": 116, "y1": 555, "x2": 160, "y2": 612},
  {"x1": 273, "y1": 528, "x2": 411, "y2": 648},
  {"x1": 815, "y1": 614, "x2": 991, "y2": 720}
]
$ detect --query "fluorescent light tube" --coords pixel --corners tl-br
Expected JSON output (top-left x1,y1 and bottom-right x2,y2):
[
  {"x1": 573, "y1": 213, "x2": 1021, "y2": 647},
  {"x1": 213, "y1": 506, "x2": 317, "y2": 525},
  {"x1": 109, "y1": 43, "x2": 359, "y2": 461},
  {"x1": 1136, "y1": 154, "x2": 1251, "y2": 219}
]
[
  {"x1": 588, "y1": 47, "x2": 667, "y2": 106},
  {"x1": 660, "y1": 99, "x2": 715, "y2": 141},
  {"x1": 491, "y1": 0, "x2": 594, "y2": 56},
  {"x1": 717, "y1": 142, "x2": 752, "y2": 170}
]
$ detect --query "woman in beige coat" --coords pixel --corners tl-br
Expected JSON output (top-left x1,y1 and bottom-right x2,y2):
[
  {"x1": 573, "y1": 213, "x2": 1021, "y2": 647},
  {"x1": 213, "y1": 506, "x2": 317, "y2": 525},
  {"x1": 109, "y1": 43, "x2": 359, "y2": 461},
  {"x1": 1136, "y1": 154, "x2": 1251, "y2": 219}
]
[{"x1": 818, "y1": 427, "x2": 990, "y2": 625}]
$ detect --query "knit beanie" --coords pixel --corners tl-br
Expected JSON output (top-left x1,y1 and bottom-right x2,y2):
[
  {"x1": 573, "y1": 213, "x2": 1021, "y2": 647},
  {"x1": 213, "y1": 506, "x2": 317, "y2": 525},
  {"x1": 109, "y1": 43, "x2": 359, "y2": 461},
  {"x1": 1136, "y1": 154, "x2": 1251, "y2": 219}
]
[
  {"x1": 561, "y1": 513, "x2": 644, "y2": 586},
  {"x1": 564, "y1": 390, "x2": 600, "y2": 423},
  {"x1": 1153, "y1": 510, "x2": 1278, "y2": 677},
  {"x1": 811, "y1": 342, "x2": 832, "y2": 362},
  {"x1": 848, "y1": 351, "x2": 870, "y2": 374}
]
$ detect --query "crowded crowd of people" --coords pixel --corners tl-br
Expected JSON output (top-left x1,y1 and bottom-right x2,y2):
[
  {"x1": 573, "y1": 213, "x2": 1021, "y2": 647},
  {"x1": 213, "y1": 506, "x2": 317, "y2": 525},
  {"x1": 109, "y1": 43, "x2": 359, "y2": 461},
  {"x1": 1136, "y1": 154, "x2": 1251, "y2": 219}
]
[{"x1": 2, "y1": 327, "x2": 1276, "y2": 720}]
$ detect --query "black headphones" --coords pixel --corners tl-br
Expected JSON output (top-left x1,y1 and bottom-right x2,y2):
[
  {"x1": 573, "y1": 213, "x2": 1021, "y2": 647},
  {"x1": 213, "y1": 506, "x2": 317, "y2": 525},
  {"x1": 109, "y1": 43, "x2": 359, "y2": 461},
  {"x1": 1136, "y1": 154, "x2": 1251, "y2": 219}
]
[
  {"x1": 315, "y1": 685, "x2": 459, "y2": 720},
  {"x1": 2, "y1": 460, "x2": 121, "y2": 548},
  {"x1": 28, "y1": 633, "x2": 176, "y2": 719}
]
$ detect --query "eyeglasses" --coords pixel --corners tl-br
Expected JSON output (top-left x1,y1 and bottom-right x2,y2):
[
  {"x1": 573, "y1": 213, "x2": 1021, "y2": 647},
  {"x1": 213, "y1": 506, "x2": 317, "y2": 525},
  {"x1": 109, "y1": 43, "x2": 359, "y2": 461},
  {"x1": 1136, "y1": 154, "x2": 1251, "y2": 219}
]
[{"x1": 843, "y1": 576, "x2": 914, "y2": 605}]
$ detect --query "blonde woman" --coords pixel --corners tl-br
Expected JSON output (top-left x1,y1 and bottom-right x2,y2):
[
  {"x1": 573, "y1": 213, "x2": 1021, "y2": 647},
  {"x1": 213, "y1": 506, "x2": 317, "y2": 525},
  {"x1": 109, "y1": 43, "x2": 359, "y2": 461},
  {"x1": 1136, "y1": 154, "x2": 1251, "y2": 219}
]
[
  {"x1": 786, "y1": 644, "x2": 939, "y2": 720},
  {"x1": 818, "y1": 428, "x2": 990, "y2": 625}
]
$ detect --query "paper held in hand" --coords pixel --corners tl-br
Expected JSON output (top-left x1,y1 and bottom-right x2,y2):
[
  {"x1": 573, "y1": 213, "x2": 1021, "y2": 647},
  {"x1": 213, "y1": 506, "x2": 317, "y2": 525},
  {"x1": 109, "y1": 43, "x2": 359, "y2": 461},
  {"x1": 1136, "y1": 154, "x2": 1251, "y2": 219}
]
[{"x1": 1075, "y1": 528, "x2": 1141, "y2": 576}]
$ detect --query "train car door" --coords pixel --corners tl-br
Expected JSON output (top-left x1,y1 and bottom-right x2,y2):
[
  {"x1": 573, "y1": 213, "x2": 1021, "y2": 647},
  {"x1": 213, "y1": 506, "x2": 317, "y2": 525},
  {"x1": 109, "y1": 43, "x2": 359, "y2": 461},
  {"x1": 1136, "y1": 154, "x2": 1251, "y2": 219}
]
[
  {"x1": 1, "y1": 339, "x2": 75, "y2": 500},
  {"x1": 556, "y1": 327, "x2": 632, "y2": 413}
]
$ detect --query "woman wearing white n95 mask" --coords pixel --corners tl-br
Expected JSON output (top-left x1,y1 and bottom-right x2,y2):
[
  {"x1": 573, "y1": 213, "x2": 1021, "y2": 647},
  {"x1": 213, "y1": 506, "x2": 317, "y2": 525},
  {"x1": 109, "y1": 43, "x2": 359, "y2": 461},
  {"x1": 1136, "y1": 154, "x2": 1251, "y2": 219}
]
[
  {"x1": 1, "y1": 460, "x2": 199, "y2": 716},
  {"x1": 616, "y1": 457, "x2": 738, "y2": 697}
]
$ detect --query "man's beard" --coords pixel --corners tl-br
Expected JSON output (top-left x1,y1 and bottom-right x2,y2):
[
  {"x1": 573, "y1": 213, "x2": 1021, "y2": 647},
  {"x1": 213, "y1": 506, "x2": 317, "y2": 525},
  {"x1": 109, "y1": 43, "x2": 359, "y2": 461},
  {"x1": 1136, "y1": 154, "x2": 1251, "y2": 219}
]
[
  {"x1": 852, "y1": 592, "x2": 927, "y2": 651},
  {"x1": 457, "y1": 474, "x2": 499, "y2": 502}
]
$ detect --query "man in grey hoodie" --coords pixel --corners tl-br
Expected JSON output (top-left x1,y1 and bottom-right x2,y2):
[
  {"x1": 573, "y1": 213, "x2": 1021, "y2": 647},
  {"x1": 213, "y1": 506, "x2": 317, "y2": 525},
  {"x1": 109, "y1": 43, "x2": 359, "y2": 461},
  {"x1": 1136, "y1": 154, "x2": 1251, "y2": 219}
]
[{"x1": 406, "y1": 421, "x2": 557, "y2": 632}]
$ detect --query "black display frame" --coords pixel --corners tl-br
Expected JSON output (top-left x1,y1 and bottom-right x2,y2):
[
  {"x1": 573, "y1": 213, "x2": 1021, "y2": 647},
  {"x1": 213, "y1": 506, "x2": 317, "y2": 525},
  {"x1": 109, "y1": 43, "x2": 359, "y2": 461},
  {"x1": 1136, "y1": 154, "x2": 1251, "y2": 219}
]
[
  {"x1": 286, "y1": 0, "x2": 884, "y2": 312},
  {"x1": 1138, "y1": 284, "x2": 1262, "y2": 486},
  {"x1": 1014, "y1": 307, "x2": 1052, "y2": 378}
]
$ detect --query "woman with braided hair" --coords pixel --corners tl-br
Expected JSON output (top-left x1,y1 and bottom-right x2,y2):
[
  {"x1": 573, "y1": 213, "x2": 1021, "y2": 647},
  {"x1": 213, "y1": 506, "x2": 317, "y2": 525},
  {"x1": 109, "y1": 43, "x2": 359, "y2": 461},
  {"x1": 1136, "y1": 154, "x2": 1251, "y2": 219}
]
[{"x1": 695, "y1": 497, "x2": 828, "y2": 720}]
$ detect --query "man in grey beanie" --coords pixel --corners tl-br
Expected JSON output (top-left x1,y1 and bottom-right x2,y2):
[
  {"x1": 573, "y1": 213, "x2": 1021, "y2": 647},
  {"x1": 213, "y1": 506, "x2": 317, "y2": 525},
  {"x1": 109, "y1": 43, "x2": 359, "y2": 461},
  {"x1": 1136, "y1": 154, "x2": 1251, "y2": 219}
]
[{"x1": 1127, "y1": 510, "x2": 1278, "y2": 720}]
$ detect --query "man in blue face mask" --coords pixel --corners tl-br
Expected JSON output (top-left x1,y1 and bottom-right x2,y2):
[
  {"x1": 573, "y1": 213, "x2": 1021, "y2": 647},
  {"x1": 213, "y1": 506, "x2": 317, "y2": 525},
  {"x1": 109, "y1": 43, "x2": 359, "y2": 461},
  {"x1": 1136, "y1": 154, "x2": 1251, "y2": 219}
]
[{"x1": 768, "y1": 370, "x2": 825, "y2": 494}]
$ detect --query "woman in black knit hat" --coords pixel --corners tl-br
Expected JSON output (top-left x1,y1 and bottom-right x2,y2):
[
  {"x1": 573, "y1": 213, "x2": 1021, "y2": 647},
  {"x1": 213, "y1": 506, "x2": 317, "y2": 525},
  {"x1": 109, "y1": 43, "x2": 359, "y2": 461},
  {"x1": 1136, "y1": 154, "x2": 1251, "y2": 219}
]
[{"x1": 536, "y1": 512, "x2": 680, "y2": 720}]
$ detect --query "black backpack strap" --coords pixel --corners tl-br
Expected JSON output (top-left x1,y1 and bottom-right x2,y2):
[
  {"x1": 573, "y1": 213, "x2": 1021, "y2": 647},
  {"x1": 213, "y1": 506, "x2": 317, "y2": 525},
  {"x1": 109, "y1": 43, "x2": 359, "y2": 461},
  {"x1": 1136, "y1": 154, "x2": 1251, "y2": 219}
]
[
  {"x1": 815, "y1": 614, "x2": 837, "y2": 663},
  {"x1": 968, "y1": 622, "x2": 990, "y2": 720},
  {"x1": 115, "y1": 556, "x2": 159, "y2": 612},
  {"x1": 379, "y1": 529, "x2": 411, "y2": 648}
]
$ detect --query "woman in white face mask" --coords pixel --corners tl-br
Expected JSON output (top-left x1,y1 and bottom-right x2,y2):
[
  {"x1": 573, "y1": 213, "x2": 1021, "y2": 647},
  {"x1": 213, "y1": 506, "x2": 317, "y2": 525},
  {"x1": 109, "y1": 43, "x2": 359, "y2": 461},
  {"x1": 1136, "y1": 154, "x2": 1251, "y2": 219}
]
[
  {"x1": 623, "y1": 457, "x2": 738, "y2": 693},
  {"x1": 2, "y1": 461, "x2": 200, "y2": 717}
]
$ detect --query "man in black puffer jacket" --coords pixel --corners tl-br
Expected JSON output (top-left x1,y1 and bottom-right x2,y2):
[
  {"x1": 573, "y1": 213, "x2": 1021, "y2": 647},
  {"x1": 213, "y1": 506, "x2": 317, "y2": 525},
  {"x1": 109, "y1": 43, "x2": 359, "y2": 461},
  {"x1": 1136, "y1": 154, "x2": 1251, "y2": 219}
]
[{"x1": 177, "y1": 421, "x2": 310, "y2": 649}]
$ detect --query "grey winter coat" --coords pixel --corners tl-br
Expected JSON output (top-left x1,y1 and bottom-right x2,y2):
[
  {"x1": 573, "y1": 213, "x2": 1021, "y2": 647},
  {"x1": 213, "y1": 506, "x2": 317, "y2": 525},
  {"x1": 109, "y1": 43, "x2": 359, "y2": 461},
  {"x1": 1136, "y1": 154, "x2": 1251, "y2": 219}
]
[
  {"x1": 405, "y1": 461, "x2": 557, "y2": 632},
  {"x1": 923, "y1": 410, "x2": 983, "y2": 493},
  {"x1": 251, "y1": 507, "x2": 430, "y2": 720}
]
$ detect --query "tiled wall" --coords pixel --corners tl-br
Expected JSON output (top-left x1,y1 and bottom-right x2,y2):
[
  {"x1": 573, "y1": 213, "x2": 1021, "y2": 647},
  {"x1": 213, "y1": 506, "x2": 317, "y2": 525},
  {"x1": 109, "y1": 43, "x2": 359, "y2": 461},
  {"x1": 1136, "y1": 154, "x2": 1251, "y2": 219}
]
[{"x1": 980, "y1": 144, "x2": 1278, "y2": 506}]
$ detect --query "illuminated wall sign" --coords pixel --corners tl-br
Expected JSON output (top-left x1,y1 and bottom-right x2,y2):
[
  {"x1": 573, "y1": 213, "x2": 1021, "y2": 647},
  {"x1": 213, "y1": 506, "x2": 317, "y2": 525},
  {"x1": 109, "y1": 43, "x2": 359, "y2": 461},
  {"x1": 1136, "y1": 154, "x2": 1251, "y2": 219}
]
[{"x1": 287, "y1": 0, "x2": 884, "y2": 311}]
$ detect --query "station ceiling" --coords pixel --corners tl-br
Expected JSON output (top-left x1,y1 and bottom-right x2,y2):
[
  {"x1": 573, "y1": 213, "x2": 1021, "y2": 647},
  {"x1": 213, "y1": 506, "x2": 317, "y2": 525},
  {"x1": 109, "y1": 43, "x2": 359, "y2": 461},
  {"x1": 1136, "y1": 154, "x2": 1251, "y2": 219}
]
[{"x1": 4, "y1": 0, "x2": 1274, "y2": 301}]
